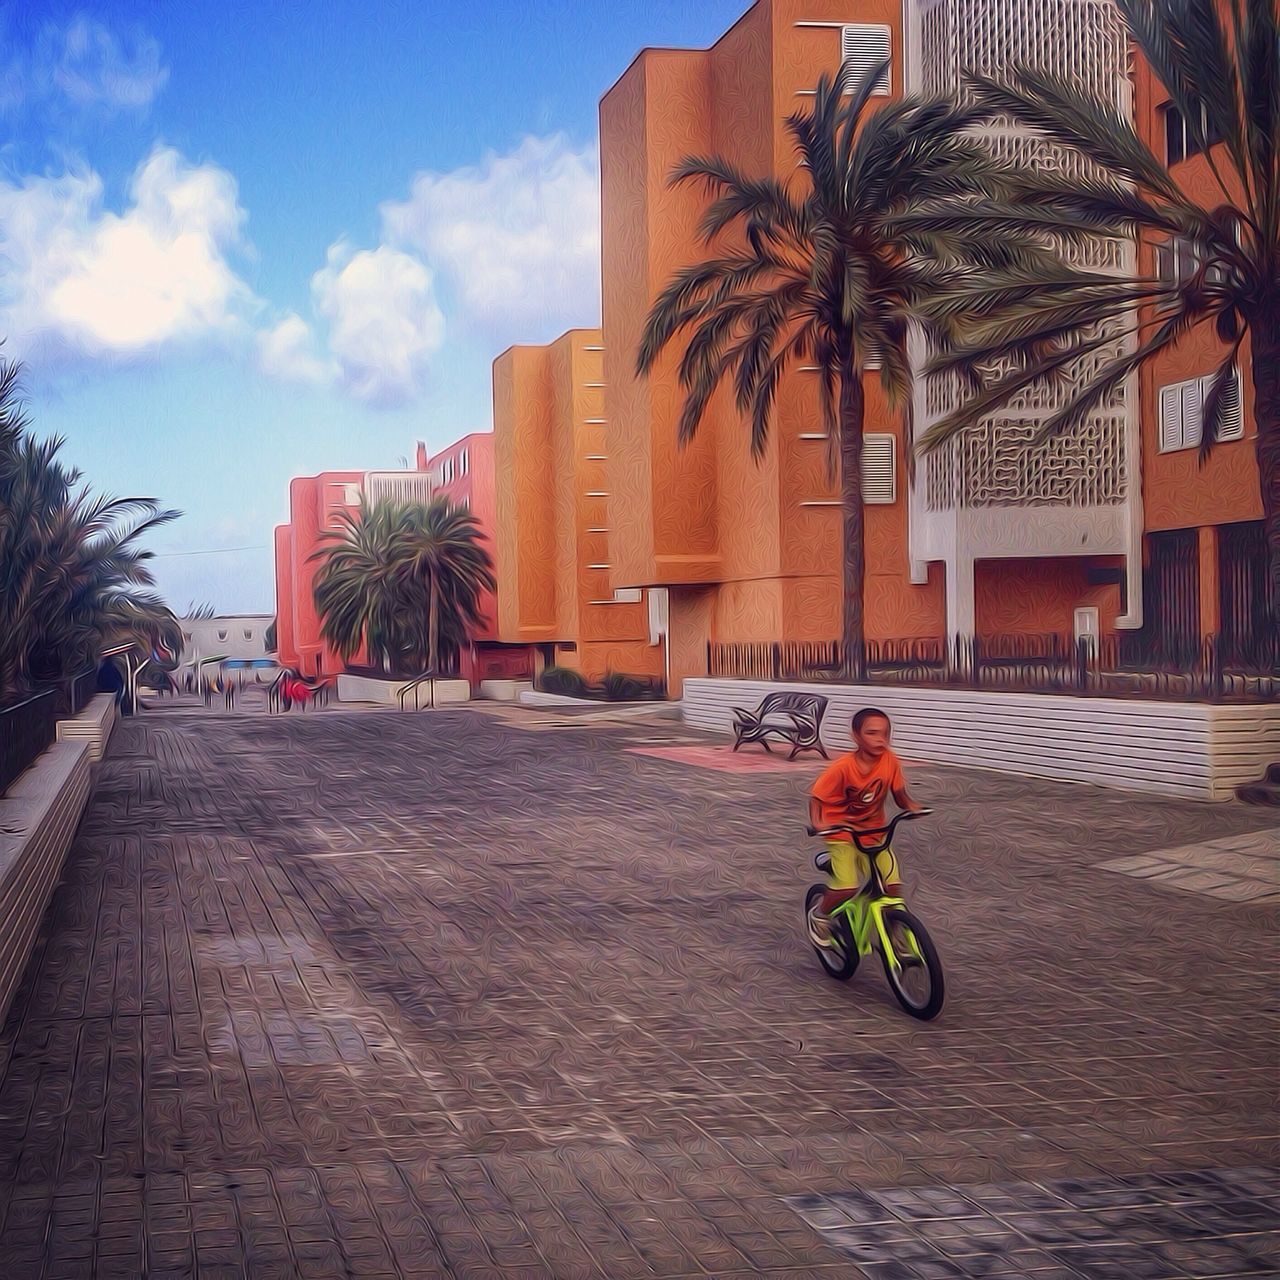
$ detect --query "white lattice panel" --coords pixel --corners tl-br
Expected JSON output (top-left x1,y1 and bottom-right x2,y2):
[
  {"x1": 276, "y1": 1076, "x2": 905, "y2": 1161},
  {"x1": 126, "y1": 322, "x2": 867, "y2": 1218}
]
[{"x1": 913, "y1": 0, "x2": 1135, "y2": 512}]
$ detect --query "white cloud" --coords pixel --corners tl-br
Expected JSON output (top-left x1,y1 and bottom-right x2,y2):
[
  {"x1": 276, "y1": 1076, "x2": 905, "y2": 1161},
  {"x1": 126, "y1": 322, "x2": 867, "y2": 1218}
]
[
  {"x1": 311, "y1": 242, "x2": 445, "y2": 407},
  {"x1": 380, "y1": 133, "x2": 600, "y2": 340},
  {"x1": 3, "y1": 14, "x2": 168, "y2": 113},
  {"x1": 46, "y1": 15, "x2": 169, "y2": 109},
  {"x1": 256, "y1": 313, "x2": 333, "y2": 387},
  {"x1": 0, "y1": 146, "x2": 252, "y2": 363}
]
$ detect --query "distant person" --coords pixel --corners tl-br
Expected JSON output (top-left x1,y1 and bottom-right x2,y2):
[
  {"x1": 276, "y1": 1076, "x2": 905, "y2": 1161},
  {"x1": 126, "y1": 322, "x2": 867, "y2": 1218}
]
[{"x1": 225, "y1": 676, "x2": 235, "y2": 710}]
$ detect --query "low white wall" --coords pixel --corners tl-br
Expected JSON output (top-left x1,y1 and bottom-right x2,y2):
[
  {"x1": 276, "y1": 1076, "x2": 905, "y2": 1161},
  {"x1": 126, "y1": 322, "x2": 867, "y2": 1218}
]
[
  {"x1": 0, "y1": 740, "x2": 92, "y2": 1026},
  {"x1": 479, "y1": 679, "x2": 534, "y2": 702},
  {"x1": 55, "y1": 692, "x2": 117, "y2": 763},
  {"x1": 683, "y1": 678, "x2": 1280, "y2": 802},
  {"x1": 519, "y1": 689, "x2": 596, "y2": 708},
  {"x1": 337, "y1": 674, "x2": 470, "y2": 706}
]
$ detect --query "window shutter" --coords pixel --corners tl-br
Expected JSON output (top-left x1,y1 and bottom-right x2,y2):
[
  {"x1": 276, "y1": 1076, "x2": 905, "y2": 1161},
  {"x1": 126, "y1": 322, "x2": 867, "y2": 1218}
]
[
  {"x1": 1208, "y1": 369, "x2": 1245, "y2": 441},
  {"x1": 1158, "y1": 384, "x2": 1183, "y2": 452},
  {"x1": 841, "y1": 25, "x2": 891, "y2": 96},
  {"x1": 861, "y1": 433, "x2": 896, "y2": 503},
  {"x1": 1180, "y1": 378, "x2": 1203, "y2": 449}
]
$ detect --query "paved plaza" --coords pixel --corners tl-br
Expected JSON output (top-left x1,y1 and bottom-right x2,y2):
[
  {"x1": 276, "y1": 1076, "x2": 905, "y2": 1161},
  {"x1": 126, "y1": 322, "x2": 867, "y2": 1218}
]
[{"x1": 0, "y1": 701, "x2": 1276, "y2": 1278}]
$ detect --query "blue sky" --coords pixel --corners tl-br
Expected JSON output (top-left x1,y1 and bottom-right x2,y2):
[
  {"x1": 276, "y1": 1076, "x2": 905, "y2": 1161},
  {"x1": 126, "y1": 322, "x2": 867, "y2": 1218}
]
[{"x1": 2, "y1": 0, "x2": 748, "y2": 611}]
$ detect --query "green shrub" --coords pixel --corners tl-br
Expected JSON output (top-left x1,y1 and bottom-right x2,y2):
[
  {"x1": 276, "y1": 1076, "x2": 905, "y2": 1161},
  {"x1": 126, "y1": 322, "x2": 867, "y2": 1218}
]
[
  {"x1": 540, "y1": 665, "x2": 588, "y2": 697},
  {"x1": 602, "y1": 671, "x2": 648, "y2": 701}
]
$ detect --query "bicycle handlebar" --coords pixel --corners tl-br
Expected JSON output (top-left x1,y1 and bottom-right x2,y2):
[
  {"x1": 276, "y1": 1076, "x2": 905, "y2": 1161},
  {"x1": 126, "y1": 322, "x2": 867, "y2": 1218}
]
[{"x1": 806, "y1": 808, "x2": 932, "y2": 843}]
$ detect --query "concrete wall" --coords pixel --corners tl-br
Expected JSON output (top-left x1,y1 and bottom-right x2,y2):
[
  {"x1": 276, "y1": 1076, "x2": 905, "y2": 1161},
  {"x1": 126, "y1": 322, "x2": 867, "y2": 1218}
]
[
  {"x1": 0, "y1": 740, "x2": 93, "y2": 1027},
  {"x1": 683, "y1": 677, "x2": 1280, "y2": 801},
  {"x1": 55, "y1": 693, "x2": 118, "y2": 763},
  {"x1": 336, "y1": 674, "x2": 471, "y2": 706}
]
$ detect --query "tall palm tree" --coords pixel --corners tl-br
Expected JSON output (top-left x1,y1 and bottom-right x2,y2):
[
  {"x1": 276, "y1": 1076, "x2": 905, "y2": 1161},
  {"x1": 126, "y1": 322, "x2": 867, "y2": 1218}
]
[
  {"x1": 905, "y1": 0, "x2": 1280, "y2": 617},
  {"x1": 311, "y1": 496, "x2": 494, "y2": 678},
  {"x1": 0, "y1": 360, "x2": 179, "y2": 699},
  {"x1": 636, "y1": 59, "x2": 1038, "y2": 677}
]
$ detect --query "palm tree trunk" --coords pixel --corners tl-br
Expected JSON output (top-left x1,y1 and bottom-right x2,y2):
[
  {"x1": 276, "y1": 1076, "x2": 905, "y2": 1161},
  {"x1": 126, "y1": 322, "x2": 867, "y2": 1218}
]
[
  {"x1": 838, "y1": 360, "x2": 867, "y2": 682},
  {"x1": 1253, "y1": 314, "x2": 1280, "y2": 623}
]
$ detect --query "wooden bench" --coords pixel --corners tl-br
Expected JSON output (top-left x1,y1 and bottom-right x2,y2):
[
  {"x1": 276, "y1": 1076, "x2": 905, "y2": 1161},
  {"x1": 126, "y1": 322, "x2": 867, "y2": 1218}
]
[{"x1": 731, "y1": 692, "x2": 830, "y2": 761}]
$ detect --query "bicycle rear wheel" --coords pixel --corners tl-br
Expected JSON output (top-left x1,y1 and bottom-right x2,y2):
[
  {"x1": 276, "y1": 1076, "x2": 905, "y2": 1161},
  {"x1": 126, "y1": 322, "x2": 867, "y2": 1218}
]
[
  {"x1": 878, "y1": 906, "x2": 944, "y2": 1020},
  {"x1": 805, "y1": 884, "x2": 858, "y2": 980}
]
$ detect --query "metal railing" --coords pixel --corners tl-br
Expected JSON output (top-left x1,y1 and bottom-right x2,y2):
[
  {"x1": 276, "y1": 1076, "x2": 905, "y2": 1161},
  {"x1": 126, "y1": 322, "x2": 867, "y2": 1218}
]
[
  {"x1": 398, "y1": 672, "x2": 437, "y2": 710},
  {"x1": 707, "y1": 632, "x2": 1280, "y2": 703},
  {"x1": 0, "y1": 690, "x2": 58, "y2": 795},
  {"x1": 58, "y1": 667, "x2": 98, "y2": 717}
]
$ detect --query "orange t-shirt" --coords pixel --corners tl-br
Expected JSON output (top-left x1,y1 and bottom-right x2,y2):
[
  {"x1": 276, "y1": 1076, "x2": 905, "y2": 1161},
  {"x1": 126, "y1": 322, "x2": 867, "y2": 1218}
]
[{"x1": 811, "y1": 749, "x2": 906, "y2": 844}]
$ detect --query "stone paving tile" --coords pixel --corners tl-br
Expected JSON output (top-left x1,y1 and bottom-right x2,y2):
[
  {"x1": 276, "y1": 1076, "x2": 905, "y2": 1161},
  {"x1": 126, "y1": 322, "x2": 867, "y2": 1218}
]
[
  {"x1": 791, "y1": 1168, "x2": 1280, "y2": 1278},
  {"x1": 0, "y1": 705, "x2": 1276, "y2": 1277},
  {"x1": 1100, "y1": 826, "x2": 1280, "y2": 903}
]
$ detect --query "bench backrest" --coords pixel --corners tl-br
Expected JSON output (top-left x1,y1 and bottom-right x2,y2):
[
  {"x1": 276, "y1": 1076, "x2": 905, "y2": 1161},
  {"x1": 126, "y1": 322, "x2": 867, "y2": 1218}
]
[{"x1": 759, "y1": 691, "x2": 828, "y2": 719}]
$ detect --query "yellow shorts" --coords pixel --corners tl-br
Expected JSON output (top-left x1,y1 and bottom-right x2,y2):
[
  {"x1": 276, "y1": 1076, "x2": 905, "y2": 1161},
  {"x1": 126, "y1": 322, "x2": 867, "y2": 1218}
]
[{"x1": 827, "y1": 840, "x2": 902, "y2": 891}]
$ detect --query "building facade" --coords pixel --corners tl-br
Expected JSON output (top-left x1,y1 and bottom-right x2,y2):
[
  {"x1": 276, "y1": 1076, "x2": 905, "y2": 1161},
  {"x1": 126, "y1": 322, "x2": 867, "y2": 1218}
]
[
  {"x1": 179, "y1": 615, "x2": 277, "y2": 681},
  {"x1": 274, "y1": 468, "x2": 434, "y2": 678},
  {"x1": 419, "y1": 432, "x2": 536, "y2": 686},
  {"x1": 493, "y1": 329, "x2": 665, "y2": 683},
  {"x1": 600, "y1": 0, "x2": 936, "y2": 694},
  {"x1": 274, "y1": 444, "x2": 535, "y2": 687},
  {"x1": 1129, "y1": 39, "x2": 1268, "y2": 668},
  {"x1": 906, "y1": 0, "x2": 1140, "y2": 648},
  {"x1": 597, "y1": 0, "x2": 1267, "y2": 695}
]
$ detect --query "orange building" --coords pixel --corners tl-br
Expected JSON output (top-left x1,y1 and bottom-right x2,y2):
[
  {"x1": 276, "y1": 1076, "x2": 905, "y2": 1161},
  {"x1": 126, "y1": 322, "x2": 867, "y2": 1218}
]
[
  {"x1": 1130, "y1": 59, "x2": 1268, "y2": 665},
  {"x1": 597, "y1": 0, "x2": 1268, "y2": 693},
  {"x1": 600, "y1": 0, "x2": 944, "y2": 693},
  {"x1": 492, "y1": 328, "x2": 665, "y2": 684}
]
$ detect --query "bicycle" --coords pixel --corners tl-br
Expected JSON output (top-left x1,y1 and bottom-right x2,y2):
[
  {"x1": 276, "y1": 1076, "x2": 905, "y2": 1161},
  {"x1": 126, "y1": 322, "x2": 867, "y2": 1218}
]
[{"x1": 803, "y1": 809, "x2": 945, "y2": 1021}]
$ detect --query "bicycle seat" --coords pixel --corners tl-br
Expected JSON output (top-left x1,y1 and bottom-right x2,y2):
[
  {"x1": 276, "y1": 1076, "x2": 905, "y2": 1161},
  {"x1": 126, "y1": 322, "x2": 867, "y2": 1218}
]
[{"x1": 814, "y1": 851, "x2": 833, "y2": 874}]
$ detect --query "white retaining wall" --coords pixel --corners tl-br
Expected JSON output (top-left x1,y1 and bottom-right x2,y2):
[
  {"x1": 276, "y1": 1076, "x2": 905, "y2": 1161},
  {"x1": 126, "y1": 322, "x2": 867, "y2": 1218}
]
[
  {"x1": 683, "y1": 678, "x2": 1280, "y2": 802},
  {"x1": 337, "y1": 673, "x2": 471, "y2": 706},
  {"x1": 55, "y1": 692, "x2": 117, "y2": 762},
  {"x1": 0, "y1": 740, "x2": 93, "y2": 1026},
  {"x1": 480, "y1": 679, "x2": 534, "y2": 702}
]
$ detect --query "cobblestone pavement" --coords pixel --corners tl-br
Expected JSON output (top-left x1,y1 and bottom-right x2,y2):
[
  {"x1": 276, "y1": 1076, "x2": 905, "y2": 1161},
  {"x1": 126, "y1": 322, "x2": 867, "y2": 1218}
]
[
  {"x1": 1099, "y1": 829, "x2": 1279, "y2": 904},
  {"x1": 0, "y1": 704, "x2": 1276, "y2": 1278}
]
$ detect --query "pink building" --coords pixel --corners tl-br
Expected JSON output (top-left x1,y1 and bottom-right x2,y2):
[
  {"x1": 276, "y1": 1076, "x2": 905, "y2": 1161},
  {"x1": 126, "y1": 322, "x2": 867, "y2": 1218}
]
[
  {"x1": 274, "y1": 471, "x2": 366, "y2": 678},
  {"x1": 419, "y1": 433, "x2": 534, "y2": 686},
  {"x1": 274, "y1": 435, "x2": 532, "y2": 688}
]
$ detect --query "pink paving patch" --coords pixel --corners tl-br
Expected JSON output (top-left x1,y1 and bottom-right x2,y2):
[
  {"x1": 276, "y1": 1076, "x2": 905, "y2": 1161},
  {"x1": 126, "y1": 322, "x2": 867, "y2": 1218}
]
[{"x1": 626, "y1": 744, "x2": 826, "y2": 773}]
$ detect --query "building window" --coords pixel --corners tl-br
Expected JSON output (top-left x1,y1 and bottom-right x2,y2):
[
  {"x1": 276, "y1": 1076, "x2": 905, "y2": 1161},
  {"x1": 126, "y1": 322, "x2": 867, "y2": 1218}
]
[
  {"x1": 1158, "y1": 369, "x2": 1244, "y2": 452},
  {"x1": 1163, "y1": 101, "x2": 1221, "y2": 166},
  {"x1": 217, "y1": 629, "x2": 228, "y2": 641},
  {"x1": 861, "y1": 433, "x2": 897, "y2": 503},
  {"x1": 460, "y1": 448, "x2": 468, "y2": 476},
  {"x1": 841, "y1": 24, "x2": 890, "y2": 95},
  {"x1": 243, "y1": 629, "x2": 253, "y2": 641},
  {"x1": 612, "y1": 588, "x2": 642, "y2": 603},
  {"x1": 460, "y1": 495, "x2": 469, "y2": 512},
  {"x1": 1155, "y1": 235, "x2": 1202, "y2": 284},
  {"x1": 342, "y1": 483, "x2": 360, "y2": 505}
]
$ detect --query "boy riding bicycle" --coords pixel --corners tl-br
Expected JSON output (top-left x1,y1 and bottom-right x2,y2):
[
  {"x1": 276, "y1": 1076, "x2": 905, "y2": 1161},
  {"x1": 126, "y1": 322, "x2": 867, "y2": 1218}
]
[{"x1": 807, "y1": 707, "x2": 925, "y2": 947}]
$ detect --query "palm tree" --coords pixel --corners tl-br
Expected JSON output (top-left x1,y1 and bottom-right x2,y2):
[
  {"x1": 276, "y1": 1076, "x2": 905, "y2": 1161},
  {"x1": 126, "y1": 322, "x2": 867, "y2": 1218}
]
[
  {"x1": 905, "y1": 0, "x2": 1280, "y2": 617},
  {"x1": 0, "y1": 360, "x2": 180, "y2": 699},
  {"x1": 311, "y1": 496, "x2": 494, "y2": 678},
  {"x1": 636, "y1": 59, "x2": 1038, "y2": 677}
]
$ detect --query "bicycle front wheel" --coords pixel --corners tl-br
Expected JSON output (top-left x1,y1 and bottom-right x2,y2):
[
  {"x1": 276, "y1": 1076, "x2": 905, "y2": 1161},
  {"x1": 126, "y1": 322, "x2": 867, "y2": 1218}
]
[
  {"x1": 878, "y1": 906, "x2": 944, "y2": 1020},
  {"x1": 805, "y1": 884, "x2": 858, "y2": 981}
]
